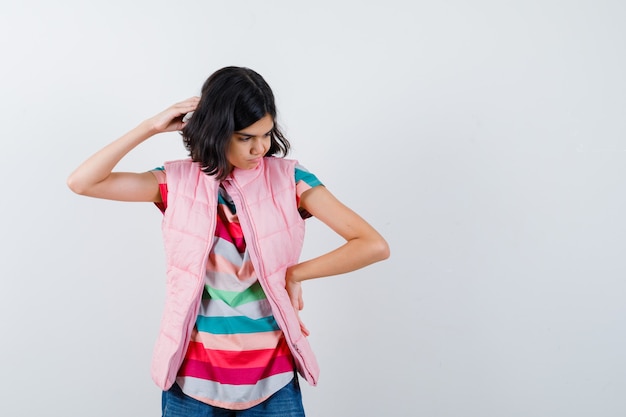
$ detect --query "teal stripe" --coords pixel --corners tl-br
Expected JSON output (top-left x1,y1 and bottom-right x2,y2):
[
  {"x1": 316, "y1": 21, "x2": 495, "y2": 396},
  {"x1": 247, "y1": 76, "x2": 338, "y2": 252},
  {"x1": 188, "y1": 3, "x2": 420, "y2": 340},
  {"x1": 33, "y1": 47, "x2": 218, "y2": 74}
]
[
  {"x1": 295, "y1": 166, "x2": 322, "y2": 187},
  {"x1": 196, "y1": 315, "x2": 280, "y2": 334},
  {"x1": 217, "y1": 188, "x2": 236, "y2": 211},
  {"x1": 217, "y1": 193, "x2": 229, "y2": 206}
]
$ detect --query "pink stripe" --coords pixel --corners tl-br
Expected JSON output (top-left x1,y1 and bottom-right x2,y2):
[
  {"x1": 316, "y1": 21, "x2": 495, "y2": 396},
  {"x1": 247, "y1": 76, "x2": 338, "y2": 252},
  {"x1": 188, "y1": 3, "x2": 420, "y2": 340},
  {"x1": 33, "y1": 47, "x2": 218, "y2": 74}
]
[
  {"x1": 295, "y1": 181, "x2": 312, "y2": 198},
  {"x1": 218, "y1": 205, "x2": 239, "y2": 223},
  {"x1": 206, "y1": 254, "x2": 254, "y2": 280},
  {"x1": 190, "y1": 329, "x2": 285, "y2": 351}
]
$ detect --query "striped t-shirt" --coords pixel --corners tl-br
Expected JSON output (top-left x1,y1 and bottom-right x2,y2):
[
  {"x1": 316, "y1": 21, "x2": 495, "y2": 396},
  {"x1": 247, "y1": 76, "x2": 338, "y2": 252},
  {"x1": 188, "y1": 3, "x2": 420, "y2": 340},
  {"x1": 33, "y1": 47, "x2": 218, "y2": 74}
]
[{"x1": 151, "y1": 163, "x2": 321, "y2": 410}]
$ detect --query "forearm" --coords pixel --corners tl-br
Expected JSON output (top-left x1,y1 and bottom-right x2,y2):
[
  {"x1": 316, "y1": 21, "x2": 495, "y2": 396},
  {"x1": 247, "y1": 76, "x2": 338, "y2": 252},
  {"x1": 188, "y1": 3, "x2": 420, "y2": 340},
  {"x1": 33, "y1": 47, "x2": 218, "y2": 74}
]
[
  {"x1": 67, "y1": 120, "x2": 156, "y2": 194},
  {"x1": 287, "y1": 234, "x2": 390, "y2": 283}
]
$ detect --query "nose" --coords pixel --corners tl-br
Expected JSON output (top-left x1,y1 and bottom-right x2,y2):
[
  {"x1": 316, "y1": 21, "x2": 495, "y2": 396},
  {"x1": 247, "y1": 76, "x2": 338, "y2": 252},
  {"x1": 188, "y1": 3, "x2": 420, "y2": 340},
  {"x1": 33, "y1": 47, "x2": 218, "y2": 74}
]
[{"x1": 251, "y1": 138, "x2": 265, "y2": 155}]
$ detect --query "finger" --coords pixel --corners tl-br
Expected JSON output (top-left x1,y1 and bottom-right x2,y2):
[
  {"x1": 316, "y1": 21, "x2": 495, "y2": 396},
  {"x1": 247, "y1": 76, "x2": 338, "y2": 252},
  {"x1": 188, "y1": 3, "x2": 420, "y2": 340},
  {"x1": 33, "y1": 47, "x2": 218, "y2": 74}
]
[
  {"x1": 299, "y1": 316, "x2": 310, "y2": 336},
  {"x1": 172, "y1": 97, "x2": 199, "y2": 113},
  {"x1": 182, "y1": 112, "x2": 194, "y2": 123},
  {"x1": 291, "y1": 296, "x2": 300, "y2": 312}
]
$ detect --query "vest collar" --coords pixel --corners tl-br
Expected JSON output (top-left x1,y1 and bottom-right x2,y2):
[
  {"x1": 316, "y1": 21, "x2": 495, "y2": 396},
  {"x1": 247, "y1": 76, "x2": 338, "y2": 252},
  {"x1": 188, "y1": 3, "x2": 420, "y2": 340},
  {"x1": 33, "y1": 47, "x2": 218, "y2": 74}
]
[{"x1": 225, "y1": 157, "x2": 267, "y2": 186}]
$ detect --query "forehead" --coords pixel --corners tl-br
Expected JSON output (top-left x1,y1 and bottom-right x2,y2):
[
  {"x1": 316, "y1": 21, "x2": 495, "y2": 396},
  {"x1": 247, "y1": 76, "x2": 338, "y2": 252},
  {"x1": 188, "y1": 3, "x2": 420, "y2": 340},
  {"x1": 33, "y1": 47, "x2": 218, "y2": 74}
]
[{"x1": 235, "y1": 114, "x2": 274, "y2": 135}]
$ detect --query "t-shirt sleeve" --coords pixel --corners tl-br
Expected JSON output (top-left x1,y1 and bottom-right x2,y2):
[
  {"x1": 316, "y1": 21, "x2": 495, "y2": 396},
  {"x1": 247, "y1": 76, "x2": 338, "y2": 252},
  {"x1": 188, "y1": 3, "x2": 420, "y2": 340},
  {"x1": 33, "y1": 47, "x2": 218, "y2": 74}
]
[
  {"x1": 295, "y1": 163, "x2": 323, "y2": 219},
  {"x1": 150, "y1": 166, "x2": 168, "y2": 213}
]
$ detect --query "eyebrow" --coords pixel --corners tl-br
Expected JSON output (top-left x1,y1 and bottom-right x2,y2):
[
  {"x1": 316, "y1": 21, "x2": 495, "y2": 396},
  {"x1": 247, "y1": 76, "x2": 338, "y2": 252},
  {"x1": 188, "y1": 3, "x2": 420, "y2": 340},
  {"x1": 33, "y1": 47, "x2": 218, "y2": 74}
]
[{"x1": 235, "y1": 126, "x2": 274, "y2": 137}]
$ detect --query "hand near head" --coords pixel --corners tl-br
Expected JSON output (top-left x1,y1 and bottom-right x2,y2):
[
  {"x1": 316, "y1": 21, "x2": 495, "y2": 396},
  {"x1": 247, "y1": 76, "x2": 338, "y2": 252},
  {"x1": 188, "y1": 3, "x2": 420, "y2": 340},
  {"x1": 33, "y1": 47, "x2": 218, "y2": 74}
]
[
  {"x1": 67, "y1": 96, "x2": 201, "y2": 201},
  {"x1": 147, "y1": 96, "x2": 200, "y2": 133}
]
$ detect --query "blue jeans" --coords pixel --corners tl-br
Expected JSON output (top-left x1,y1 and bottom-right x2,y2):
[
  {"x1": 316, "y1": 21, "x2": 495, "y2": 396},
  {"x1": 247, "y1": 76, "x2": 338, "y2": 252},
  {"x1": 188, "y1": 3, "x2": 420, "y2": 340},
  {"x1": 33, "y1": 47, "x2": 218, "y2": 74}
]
[{"x1": 162, "y1": 377, "x2": 305, "y2": 417}]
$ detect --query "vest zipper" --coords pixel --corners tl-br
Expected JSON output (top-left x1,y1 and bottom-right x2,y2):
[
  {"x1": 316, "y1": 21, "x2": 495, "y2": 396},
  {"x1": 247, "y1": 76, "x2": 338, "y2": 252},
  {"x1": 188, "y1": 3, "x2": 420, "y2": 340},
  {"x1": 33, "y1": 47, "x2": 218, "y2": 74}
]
[{"x1": 223, "y1": 179, "x2": 314, "y2": 382}]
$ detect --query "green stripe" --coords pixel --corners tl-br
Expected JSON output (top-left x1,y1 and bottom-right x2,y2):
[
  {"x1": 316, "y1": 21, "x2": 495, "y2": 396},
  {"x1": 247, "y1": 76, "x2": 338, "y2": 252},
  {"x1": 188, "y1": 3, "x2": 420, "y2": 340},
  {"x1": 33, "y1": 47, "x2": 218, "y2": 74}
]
[
  {"x1": 196, "y1": 315, "x2": 280, "y2": 334},
  {"x1": 206, "y1": 281, "x2": 266, "y2": 307}
]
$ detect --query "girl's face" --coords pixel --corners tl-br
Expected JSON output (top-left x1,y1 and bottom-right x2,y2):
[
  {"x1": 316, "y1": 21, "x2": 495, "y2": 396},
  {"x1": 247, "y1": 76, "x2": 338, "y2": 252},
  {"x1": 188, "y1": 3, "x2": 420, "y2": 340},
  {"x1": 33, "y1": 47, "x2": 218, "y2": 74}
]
[{"x1": 226, "y1": 114, "x2": 273, "y2": 171}]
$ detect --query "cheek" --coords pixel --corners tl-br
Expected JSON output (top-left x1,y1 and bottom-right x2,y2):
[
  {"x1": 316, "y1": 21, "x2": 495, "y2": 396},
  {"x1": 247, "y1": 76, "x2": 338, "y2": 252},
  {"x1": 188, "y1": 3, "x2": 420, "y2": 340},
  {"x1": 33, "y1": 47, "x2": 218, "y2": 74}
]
[
  {"x1": 228, "y1": 142, "x2": 247, "y2": 161},
  {"x1": 225, "y1": 143, "x2": 238, "y2": 163}
]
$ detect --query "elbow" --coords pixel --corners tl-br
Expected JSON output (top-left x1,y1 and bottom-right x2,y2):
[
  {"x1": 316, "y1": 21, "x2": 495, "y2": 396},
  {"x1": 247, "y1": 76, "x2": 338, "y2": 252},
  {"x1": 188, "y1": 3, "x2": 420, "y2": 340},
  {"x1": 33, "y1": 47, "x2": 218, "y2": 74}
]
[
  {"x1": 373, "y1": 237, "x2": 391, "y2": 262},
  {"x1": 66, "y1": 173, "x2": 88, "y2": 195}
]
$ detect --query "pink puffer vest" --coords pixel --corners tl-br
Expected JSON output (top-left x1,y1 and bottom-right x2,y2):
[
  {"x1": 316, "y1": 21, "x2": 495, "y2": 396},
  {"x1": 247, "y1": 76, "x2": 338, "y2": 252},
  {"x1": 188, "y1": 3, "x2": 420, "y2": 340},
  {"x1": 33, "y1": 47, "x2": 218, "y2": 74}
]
[{"x1": 150, "y1": 157, "x2": 320, "y2": 390}]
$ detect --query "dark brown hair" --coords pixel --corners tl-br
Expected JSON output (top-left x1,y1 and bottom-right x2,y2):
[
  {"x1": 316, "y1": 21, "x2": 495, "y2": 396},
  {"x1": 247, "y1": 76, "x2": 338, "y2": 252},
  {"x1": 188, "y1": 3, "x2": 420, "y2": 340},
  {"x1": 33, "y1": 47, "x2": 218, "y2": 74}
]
[{"x1": 181, "y1": 66, "x2": 290, "y2": 180}]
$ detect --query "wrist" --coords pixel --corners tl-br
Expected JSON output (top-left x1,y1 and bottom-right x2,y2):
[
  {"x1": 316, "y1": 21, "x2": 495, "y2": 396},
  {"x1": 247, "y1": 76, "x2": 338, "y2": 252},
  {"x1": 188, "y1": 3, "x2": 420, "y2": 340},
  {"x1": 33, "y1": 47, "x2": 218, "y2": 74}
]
[
  {"x1": 127, "y1": 120, "x2": 161, "y2": 144},
  {"x1": 137, "y1": 119, "x2": 160, "y2": 136},
  {"x1": 285, "y1": 265, "x2": 302, "y2": 283}
]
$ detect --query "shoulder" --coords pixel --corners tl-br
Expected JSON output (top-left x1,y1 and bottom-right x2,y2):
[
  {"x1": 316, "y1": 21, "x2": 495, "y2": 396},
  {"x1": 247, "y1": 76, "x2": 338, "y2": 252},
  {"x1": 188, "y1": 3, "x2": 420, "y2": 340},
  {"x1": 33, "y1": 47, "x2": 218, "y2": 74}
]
[
  {"x1": 150, "y1": 166, "x2": 167, "y2": 184},
  {"x1": 262, "y1": 157, "x2": 323, "y2": 187},
  {"x1": 150, "y1": 159, "x2": 198, "y2": 183},
  {"x1": 163, "y1": 158, "x2": 196, "y2": 170},
  {"x1": 163, "y1": 158, "x2": 206, "y2": 179}
]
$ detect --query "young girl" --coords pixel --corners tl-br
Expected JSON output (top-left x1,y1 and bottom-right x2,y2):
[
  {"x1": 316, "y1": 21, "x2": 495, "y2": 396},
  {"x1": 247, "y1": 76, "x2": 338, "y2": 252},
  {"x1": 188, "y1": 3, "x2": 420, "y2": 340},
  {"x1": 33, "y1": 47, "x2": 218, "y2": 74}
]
[{"x1": 67, "y1": 66, "x2": 390, "y2": 417}]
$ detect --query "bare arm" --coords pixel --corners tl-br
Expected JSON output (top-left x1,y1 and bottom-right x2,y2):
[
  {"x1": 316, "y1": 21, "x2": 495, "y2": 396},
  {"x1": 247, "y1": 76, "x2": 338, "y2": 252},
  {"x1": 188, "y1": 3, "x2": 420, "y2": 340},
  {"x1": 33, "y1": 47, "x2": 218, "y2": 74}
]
[
  {"x1": 66, "y1": 97, "x2": 200, "y2": 201},
  {"x1": 284, "y1": 185, "x2": 389, "y2": 335},
  {"x1": 287, "y1": 186, "x2": 390, "y2": 283}
]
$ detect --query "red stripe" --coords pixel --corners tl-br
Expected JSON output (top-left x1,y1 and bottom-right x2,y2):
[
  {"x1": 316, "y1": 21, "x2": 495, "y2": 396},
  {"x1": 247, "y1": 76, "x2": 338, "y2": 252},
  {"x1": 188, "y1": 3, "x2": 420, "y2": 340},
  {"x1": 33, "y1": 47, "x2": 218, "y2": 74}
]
[
  {"x1": 177, "y1": 355, "x2": 294, "y2": 385},
  {"x1": 156, "y1": 183, "x2": 168, "y2": 212},
  {"x1": 214, "y1": 217, "x2": 245, "y2": 251},
  {"x1": 184, "y1": 341, "x2": 292, "y2": 368}
]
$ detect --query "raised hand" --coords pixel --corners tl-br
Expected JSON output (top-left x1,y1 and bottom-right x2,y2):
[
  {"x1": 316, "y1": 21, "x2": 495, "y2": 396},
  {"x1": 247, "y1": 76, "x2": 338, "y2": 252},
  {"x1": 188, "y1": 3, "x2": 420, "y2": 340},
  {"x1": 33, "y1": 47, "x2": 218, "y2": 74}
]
[{"x1": 147, "y1": 96, "x2": 200, "y2": 133}]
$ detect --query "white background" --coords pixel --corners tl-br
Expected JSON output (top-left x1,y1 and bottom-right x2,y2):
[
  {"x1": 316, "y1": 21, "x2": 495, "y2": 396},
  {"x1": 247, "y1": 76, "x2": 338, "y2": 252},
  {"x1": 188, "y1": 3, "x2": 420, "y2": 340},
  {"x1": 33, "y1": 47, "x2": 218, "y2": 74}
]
[{"x1": 1, "y1": 1, "x2": 626, "y2": 416}]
